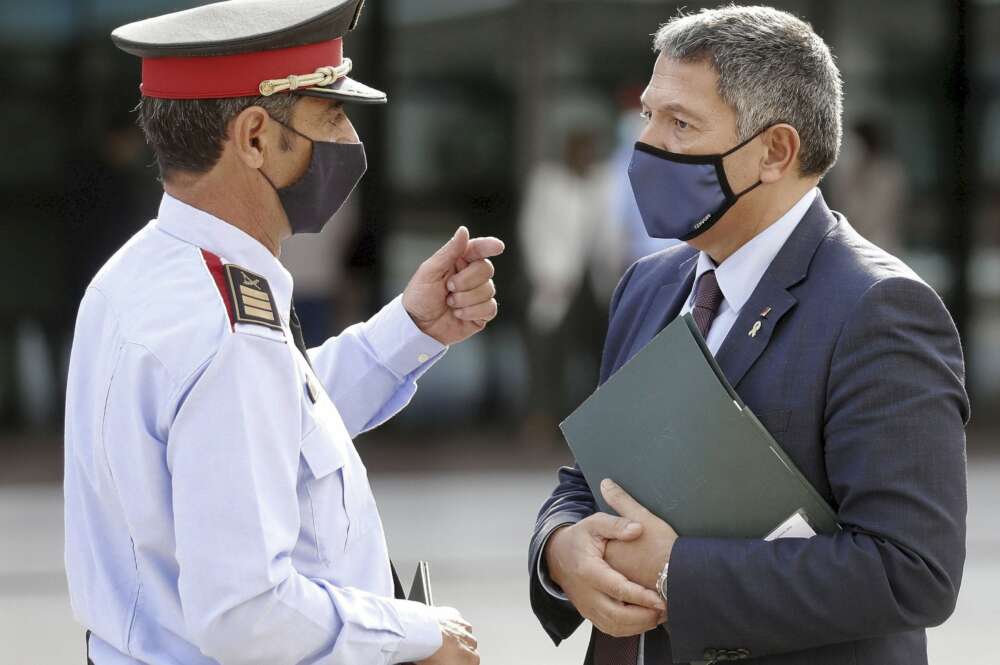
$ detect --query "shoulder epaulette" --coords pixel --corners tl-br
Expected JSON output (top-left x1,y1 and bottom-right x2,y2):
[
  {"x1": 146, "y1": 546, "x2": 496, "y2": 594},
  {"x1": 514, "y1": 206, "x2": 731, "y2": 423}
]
[{"x1": 201, "y1": 250, "x2": 283, "y2": 331}]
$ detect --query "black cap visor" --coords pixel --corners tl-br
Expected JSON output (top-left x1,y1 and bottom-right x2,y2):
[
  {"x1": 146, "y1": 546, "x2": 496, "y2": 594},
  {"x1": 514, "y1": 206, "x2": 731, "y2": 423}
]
[{"x1": 295, "y1": 75, "x2": 386, "y2": 104}]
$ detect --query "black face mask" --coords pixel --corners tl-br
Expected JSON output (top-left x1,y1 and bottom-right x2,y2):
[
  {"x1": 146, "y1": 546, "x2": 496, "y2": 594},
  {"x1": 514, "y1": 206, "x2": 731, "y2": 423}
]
[{"x1": 260, "y1": 119, "x2": 367, "y2": 235}]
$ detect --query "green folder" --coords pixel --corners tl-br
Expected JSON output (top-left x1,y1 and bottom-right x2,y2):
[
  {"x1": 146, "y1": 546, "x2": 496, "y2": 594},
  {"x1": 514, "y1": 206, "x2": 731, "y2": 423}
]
[{"x1": 560, "y1": 314, "x2": 839, "y2": 539}]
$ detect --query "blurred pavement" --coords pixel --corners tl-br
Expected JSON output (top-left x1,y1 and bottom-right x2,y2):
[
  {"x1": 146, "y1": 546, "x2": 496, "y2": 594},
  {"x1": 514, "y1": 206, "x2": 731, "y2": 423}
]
[{"x1": 1, "y1": 457, "x2": 997, "y2": 664}]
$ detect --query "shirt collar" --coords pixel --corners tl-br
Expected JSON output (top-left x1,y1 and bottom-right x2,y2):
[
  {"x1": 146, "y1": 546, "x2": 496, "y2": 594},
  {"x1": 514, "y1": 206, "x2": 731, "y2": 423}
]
[
  {"x1": 152, "y1": 192, "x2": 294, "y2": 318},
  {"x1": 692, "y1": 188, "x2": 818, "y2": 314}
]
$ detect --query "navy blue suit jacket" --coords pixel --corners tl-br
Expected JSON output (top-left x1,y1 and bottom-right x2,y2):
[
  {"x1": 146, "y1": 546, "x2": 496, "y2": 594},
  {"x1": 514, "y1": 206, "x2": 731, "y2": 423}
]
[{"x1": 528, "y1": 192, "x2": 970, "y2": 664}]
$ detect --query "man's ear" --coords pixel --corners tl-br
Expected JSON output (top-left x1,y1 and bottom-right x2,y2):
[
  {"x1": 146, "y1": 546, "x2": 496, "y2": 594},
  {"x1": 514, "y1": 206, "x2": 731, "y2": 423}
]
[
  {"x1": 230, "y1": 105, "x2": 271, "y2": 170},
  {"x1": 759, "y1": 124, "x2": 801, "y2": 183}
]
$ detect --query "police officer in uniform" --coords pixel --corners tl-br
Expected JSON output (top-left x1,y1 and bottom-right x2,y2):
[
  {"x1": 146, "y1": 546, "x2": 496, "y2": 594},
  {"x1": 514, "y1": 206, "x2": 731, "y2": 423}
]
[{"x1": 63, "y1": 1, "x2": 502, "y2": 663}]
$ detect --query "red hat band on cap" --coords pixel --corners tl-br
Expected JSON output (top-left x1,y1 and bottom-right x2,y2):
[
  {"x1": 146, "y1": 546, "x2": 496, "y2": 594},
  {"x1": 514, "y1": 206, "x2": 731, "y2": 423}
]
[{"x1": 141, "y1": 38, "x2": 344, "y2": 99}]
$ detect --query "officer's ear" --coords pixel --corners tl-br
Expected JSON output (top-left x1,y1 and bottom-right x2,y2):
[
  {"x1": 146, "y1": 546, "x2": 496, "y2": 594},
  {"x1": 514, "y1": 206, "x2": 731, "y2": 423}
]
[{"x1": 230, "y1": 105, "x2": 272, "y2": 170}]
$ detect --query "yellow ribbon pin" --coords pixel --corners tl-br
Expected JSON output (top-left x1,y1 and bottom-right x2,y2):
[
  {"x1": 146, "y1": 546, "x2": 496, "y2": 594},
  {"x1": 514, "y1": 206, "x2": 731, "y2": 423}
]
[{"x1": 749, "y1": 321, "x2": 762, "y2": 338}]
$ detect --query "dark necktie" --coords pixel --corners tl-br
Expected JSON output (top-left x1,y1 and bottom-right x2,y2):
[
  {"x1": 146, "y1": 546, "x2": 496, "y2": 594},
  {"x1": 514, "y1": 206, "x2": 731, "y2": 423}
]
[
  {"x1": 289, "y1": 301, "x2": 313, "y2": 368},
  {"x1": 691, "y1": 270, "x2": 724, "y2": 339},
  {"x1": 592, "y1": 629, "x2": 640, "y2": 665}
]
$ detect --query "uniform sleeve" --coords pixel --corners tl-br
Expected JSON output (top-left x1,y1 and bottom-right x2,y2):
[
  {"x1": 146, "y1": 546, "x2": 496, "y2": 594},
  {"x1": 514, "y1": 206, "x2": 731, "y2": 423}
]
[
  {"x1": 167, "y1": 329, "x2": 441, "y2": 665},
  {"x1": 307, "y1": 295, "x2": 447, "y2": 437},
  {"x1": 665, "y1": 276, "x2": 970, "y2": 662}
]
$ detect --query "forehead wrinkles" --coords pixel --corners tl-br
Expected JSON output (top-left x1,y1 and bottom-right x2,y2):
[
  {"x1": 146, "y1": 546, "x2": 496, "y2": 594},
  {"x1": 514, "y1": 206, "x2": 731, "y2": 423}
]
[{"x1": 644, "y1": 79, "x2": 708, "y2": 118}]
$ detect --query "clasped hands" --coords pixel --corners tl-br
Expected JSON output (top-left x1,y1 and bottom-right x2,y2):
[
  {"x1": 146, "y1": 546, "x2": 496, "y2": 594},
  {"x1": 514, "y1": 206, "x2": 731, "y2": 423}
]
[{"x1": 545, "y1": 479, "x2": 678, "y2": 638}]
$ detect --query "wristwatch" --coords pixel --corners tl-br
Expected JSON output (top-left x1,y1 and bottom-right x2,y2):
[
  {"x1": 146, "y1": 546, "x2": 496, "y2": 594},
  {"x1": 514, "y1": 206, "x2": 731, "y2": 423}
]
[{"x1": 656, "y1": 560, "x2": 670, "y2": 602}]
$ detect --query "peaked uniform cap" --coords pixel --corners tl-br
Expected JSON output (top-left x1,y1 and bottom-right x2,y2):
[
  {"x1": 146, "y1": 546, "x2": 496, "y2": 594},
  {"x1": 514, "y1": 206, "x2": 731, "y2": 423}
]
[{"x1": 111, "y1": 0, "x2": 386, "y2": 104}]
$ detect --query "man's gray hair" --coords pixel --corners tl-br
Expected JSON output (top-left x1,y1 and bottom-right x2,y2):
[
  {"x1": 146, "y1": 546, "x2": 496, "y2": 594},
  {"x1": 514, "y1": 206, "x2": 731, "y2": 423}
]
[
  {"x1": 137, "y1": 94, "x2": 298, "y2": 181},
  {"x1": 654, "y1": 5, "x2": 843, "y2": 177}
]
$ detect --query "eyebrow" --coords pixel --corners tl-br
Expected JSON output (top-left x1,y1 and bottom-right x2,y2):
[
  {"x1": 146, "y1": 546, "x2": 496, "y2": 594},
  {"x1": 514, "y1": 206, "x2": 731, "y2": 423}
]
[{"x1": 640, "y1": 94, "x2": 706, "y2": 125}]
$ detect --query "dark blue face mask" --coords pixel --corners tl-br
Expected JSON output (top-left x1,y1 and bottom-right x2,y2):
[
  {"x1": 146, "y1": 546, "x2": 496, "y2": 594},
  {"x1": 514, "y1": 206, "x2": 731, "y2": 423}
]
[
  {"x1": 627, "y1": 129, "x2": 766, "y2": 241},
  {"x1": 260, "y1": 119, "x2": 367, "y2": 235}
]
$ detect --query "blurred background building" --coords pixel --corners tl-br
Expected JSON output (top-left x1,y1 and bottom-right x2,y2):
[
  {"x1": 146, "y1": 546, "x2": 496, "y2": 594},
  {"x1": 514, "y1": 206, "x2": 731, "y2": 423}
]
[{"x1": 1, "y1": 1, "x2": 997, "y2": 662}]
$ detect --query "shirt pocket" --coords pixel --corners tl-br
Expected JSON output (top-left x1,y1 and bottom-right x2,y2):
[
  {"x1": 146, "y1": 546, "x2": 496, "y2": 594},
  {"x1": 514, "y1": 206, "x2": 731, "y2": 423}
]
[
  {"x1": 299, "y1": 404, "x2": 378, "y2": 564},
  {"x1": 300, "y1": 422, "x2": 350, "y2": 565}
]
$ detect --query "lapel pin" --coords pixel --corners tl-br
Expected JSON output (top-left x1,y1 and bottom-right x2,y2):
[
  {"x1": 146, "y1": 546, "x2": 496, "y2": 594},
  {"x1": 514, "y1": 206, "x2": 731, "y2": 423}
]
[
  {"x1": 749, "y1": 321, "x2": 763, "y2": 338},
  {"x1": 760, "y1": 306, "x2": 772, "y2": 318}
]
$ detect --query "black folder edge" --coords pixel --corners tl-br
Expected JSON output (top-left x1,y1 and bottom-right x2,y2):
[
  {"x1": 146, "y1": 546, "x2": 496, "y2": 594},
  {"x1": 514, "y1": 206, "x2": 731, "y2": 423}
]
[
  {"x1": 681, "y1": 314, "x2": 744, "y2": 406},
  {"x1": 682, "y1": 313, "x2": 840, "y2": 533},
  {"x1": 408, "y1": 561, "x2": 433, "y2": 606}
]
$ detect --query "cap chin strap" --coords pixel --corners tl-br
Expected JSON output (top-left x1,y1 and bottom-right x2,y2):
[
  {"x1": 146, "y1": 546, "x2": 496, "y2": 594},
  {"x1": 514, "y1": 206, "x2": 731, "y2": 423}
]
[{"x1": 259, "y1": 58, "x2": 353, "y2": 96}]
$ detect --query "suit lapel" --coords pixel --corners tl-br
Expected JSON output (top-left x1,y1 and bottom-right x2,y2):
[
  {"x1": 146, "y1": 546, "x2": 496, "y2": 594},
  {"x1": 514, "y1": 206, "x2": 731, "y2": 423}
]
[
  {"x1": 714, "y1": 278, "x2": 797, "y2": 389},
  {"x1": 625, "y1": 254, "x2": 698, "y2": 366},
  {"x1": 714, "y1": 191, "x2": 839, "y2": 388}
]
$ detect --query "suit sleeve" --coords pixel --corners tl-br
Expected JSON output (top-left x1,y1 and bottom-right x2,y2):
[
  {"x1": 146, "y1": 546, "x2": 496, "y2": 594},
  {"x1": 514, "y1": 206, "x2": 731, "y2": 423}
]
[
  {"x1": 528, "y1": 261, "x2": 639, "y2": 644},
  {"x1": 665, "y1": 276, "x2": 970, "y2": 662},
  {"x1": 307, "y1": 295, "x2": 447, "y2": 438}
]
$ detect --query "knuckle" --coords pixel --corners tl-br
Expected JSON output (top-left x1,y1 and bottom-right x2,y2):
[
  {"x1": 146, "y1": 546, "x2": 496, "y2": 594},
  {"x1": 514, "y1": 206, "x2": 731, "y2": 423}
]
[{"x1": 590, "y1": 513, "x2": 611, "y2": 530}]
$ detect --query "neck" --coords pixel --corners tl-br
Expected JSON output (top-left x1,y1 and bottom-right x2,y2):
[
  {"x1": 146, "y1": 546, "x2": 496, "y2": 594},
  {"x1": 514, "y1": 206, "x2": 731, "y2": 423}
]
[
  {"x1": 691, "y1": 180, "x2": 817, "y2": 264},
  {"x1": 163, "y1": 167, "x2": 286, "y2": 257}
]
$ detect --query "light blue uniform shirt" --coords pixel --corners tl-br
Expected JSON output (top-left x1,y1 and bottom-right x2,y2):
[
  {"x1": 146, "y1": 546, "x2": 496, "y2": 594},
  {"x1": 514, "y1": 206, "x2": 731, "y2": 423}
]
[{"x1": 64, "y1": 193, "x2": 448, "y2": 664}]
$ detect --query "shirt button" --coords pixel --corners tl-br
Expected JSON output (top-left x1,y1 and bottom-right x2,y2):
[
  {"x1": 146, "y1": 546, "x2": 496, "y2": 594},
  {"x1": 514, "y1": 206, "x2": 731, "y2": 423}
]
[{"x1": 417, "y1": 353, "x2": 430, "y2": 363}]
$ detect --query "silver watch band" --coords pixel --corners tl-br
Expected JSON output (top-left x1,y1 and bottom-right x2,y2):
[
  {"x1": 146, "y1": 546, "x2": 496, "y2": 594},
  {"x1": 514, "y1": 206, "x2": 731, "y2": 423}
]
[{"x1": 656, "y1": 560, "x2": 670, "y2": 602}]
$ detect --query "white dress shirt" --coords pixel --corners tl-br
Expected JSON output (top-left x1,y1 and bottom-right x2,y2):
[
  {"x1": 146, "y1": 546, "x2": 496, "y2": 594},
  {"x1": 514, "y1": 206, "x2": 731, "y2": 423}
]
[
  {"x1": 537, "y1": 187, "x2": 818, "y2": 664},
  {"x1": 65, "y1": 193, "x2": 447, "y2": 665},
  {"x1": 680, "y1": 188, "x2": 818, "y2": 354}
]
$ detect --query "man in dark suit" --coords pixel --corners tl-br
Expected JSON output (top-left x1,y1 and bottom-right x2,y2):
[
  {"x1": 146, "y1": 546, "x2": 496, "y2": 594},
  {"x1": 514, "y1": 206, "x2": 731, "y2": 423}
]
[{"x1": 528, "y1": 6, "x2": 969, "y2": 664}]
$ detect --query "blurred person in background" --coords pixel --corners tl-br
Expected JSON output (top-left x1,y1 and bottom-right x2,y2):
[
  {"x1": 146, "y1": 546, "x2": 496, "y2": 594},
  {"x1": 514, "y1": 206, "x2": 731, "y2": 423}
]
[
  {"x1": 280, "y1": 198, "x2": 361, "y2": 347},
  {"x1": 530, "y1": 6, "x2": 968, "y2": 665},
  {"x1": 519, "y1": 128, "x2": 621, "y2": 443},
  {"x1": 0, "y1": 96, "x2": 154, "y2": 430},
  {"x1": 63, "y1": 1, "x2": 503, "y2": 663},
  {"x1": 831, "y1": 118, "x2": 908, "y2": 256}
]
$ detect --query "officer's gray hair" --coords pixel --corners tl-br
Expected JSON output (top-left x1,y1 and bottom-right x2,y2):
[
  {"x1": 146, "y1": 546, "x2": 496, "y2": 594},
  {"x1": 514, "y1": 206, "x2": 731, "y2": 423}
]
[
  {"x1": 137, "y1": 94, "x2": 298, "y2": 181},
  {"x1": 653, "y1": 5, "x2": 843, "y2": 177}
]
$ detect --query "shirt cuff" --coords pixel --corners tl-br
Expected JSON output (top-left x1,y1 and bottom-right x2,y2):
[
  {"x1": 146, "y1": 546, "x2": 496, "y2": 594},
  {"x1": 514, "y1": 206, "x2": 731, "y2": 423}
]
[
  {"x1": 362, "y1": 295, "x2": 447, "y2": 379},
  {"x1": 536, "y1": 525, "x2": 572, "y2": 601},
  {"x1": 387, "y1": 599, "x2": 443, "y2": 664}
]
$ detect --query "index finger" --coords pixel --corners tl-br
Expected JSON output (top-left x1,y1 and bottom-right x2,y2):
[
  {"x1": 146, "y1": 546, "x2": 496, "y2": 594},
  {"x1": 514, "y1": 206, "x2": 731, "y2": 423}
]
[
  {"x1": 463, "y1": 237, "x2": 505, "y2": 262},
  {"x1": 600, "y1": 479, "x2": 653, "y2": 522}
]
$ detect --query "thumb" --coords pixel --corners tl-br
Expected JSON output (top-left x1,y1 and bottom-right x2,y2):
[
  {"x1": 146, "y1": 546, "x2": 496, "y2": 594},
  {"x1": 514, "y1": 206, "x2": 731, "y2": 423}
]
[
  {"x1": 588, "y1": 513, "x2": 643, "y2": 542},
  {"x1": 429, "y1": 226, "x2": 470, "y2": 269}
]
